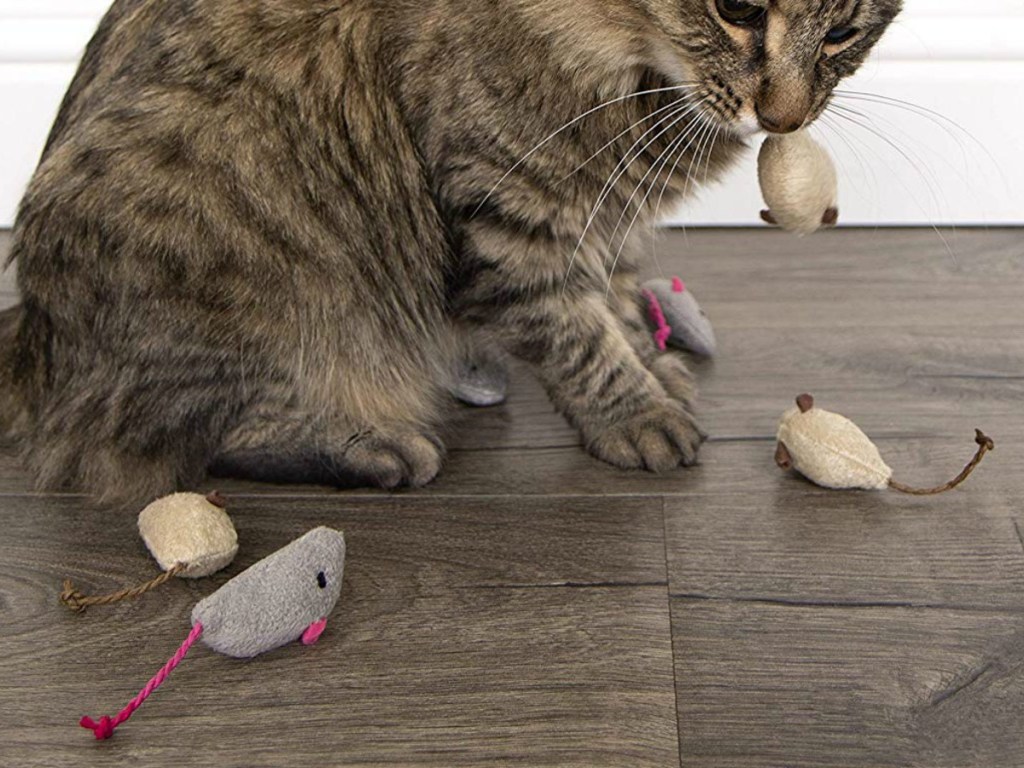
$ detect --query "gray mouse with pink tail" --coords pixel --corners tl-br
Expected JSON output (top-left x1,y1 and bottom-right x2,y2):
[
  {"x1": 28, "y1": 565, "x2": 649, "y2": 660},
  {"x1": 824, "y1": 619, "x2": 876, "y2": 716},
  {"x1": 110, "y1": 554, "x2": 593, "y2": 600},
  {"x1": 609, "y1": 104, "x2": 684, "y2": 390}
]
[
  {"x1": 79, "y1": 527, "x2": 346, "y2": 740},
  {"x1": 642, "y1": 276, "x2": 717, "y2": 358},
  {"x1": 192, "y1": 526, "x2": 345, "y2": 657}
]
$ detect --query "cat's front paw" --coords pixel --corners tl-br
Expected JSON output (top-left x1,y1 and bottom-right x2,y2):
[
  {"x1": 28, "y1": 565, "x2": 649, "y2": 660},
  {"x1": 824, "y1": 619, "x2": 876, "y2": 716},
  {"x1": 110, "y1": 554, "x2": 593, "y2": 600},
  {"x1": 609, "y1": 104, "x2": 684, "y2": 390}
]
[
  {"x1": 344, "y1": 430, "x2": 444, "y2": 488},
  {"x1": 584, "y1": 399, "x2": 705, "y2": 472}
]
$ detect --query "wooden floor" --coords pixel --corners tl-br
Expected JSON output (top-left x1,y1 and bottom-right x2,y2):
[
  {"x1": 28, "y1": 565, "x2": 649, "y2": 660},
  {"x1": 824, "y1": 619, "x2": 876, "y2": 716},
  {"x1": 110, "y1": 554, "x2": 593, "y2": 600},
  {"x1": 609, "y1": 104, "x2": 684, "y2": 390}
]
[{"x1": 1, "y1": 228, "x2": 1022, "y2": 767}]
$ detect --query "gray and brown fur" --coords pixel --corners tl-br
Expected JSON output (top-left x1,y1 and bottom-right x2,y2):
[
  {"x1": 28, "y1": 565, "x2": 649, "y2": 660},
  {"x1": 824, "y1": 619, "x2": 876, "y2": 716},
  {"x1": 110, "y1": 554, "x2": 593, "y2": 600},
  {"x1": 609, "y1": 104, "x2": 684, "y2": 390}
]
[{"x1": 0, "y1": 0, "x2": 901, "y2": 504}]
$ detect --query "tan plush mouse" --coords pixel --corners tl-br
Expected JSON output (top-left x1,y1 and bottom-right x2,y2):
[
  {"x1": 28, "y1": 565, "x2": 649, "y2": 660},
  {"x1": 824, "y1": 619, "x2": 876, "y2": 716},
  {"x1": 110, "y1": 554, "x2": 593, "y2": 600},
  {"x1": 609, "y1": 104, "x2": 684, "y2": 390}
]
[
  {"x1": 61, "y1": 491, "x2": 239, "y2": 612},
  {"x1": 758, "y1": 131, "x2": 839, "y2": 236},
  {"x1": 776, "y1": 394, "x2": 994, "y2": 494}
]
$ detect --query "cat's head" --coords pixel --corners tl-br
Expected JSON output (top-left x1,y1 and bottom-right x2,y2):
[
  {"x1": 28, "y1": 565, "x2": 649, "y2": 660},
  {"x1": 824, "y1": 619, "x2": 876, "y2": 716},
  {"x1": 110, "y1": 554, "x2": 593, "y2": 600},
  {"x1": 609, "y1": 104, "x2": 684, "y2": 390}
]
[{"x1": 640, "y1": 0, "x2": 903, "y2": 135}]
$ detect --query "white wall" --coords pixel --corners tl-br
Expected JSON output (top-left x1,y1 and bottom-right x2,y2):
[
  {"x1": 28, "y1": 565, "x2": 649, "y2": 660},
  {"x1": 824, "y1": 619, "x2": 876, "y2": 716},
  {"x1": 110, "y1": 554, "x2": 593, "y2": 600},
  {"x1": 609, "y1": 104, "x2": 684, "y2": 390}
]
[{"x1": 0, "y1": 0, "x2": 1022, "y2": 228}]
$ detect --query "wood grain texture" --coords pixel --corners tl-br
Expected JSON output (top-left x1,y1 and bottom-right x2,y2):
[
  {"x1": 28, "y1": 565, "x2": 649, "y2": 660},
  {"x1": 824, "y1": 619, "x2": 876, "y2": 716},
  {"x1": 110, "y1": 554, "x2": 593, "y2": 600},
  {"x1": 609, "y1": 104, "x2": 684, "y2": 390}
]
[
  {"x1": 672, "y1": 599, "x2": 1024, "y2": 768},
  {"x1": 1, "y1": 227, "x2": 1023, "y2": 766},
  {"x1": 0, "y1": 495, "x2": 676, "y2": 767}
]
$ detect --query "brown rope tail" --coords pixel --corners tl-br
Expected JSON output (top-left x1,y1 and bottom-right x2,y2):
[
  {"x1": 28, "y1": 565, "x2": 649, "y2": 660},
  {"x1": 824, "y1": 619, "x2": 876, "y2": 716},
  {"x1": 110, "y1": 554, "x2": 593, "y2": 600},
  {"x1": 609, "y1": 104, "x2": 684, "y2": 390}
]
[
  {"x1": 60, "y1": 562, "x2": 187, "y2": 614},
  {"x1": 888, "y1": 429, "x2": 995, "y2": 496}
]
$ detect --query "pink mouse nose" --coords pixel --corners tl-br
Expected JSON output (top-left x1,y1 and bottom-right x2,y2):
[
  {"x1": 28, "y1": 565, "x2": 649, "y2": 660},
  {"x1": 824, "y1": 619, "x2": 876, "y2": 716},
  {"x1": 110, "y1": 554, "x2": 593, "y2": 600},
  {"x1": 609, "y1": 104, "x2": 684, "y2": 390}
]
[{"x1": 301, "y1": 618, "x2": 327, "y2": 645}]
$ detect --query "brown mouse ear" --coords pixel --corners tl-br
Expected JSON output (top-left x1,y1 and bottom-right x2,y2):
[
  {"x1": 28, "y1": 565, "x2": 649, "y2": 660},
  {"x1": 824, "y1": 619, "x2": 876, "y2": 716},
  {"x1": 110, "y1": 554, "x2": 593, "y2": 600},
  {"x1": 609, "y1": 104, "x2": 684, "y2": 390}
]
[
  {"x1": 206, "y1": 490, "x2": 228, "y2": 508},
  {"x1": 796, "y1": 394, "x2": 815, "y2": 413}
]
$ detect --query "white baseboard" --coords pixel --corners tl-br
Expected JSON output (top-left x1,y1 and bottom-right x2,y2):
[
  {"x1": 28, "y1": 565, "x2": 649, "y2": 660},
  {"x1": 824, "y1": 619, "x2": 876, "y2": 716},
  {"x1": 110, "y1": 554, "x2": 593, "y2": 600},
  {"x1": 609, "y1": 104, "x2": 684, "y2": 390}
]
[{"x1": 1, "y1": 1, "x2": 1023, "y2": 228}]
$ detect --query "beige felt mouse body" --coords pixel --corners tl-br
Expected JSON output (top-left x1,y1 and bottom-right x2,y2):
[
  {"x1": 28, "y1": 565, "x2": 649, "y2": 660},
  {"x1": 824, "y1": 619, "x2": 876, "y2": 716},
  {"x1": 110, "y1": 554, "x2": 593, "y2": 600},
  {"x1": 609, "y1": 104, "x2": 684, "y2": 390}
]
[
  {"x1": 61, "y1": 491, "x2": 239, "y2": 612},
  {"x1": 758, "y1": 131, "x2": 839, "y2": 236},
  {"x1": 775, "y1": 394, "x2": 994, "y2": 494},
  {"x1": 776, "y1": 394, "x2": 891, "y2": 490},
  {"x1": 138, "y1": 491, "x2": 239, "y2": 577}
]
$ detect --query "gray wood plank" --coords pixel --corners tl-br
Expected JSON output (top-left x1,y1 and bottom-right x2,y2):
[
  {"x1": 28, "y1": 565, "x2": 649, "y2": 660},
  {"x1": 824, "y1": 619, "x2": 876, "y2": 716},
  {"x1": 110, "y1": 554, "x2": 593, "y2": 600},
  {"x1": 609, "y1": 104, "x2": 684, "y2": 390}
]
[
  {"x1": 1, "y1": 588, "x2": 678, "y2": 768},
  {"x1": 672, "y1": 598, "x2": 1024, "y2": 768},
  {"x1": 0, "y1": 494, "x2": 677, "y2": 767},
  {"x1": 664, "y1": 487, "x2": 1024, "y2": 610}
]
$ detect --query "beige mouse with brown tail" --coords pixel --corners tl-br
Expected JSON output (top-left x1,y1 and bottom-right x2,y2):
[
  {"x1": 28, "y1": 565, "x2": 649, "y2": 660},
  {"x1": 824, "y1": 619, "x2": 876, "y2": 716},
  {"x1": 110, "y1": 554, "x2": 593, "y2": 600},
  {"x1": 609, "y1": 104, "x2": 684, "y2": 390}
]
[{"x1": 776, "y1": 394, "x2": 995, "y2": 494}]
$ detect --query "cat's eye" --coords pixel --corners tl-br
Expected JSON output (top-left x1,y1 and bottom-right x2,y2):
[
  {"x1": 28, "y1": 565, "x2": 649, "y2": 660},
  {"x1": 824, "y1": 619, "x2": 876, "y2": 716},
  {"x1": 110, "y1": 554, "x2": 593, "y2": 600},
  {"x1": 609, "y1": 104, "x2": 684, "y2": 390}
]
[
  {"x1": 317, "y1": 571, "x2": 327, "y2": 589},
  {"x1": 825, "y1": 26, "x2": 859, "y2": 45},
  {"x1": 716, "y1": 0, "x2": 766, "y2": 27}
]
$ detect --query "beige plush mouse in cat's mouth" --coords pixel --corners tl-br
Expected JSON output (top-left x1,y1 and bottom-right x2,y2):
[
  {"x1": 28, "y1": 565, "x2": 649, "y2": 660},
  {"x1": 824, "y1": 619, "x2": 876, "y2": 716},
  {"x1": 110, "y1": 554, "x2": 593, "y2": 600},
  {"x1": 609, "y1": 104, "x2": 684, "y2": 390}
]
[{"x1": 758, "y1": 131, "x2": 839, "y2": 236}]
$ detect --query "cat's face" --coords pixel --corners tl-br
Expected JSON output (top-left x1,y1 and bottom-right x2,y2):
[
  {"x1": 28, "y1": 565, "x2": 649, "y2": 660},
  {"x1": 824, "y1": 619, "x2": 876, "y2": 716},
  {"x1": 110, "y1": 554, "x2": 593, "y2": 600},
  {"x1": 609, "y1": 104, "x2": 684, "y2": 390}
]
[{"x1": 641, "y1": 0, "x2": 903, "y2": 135}]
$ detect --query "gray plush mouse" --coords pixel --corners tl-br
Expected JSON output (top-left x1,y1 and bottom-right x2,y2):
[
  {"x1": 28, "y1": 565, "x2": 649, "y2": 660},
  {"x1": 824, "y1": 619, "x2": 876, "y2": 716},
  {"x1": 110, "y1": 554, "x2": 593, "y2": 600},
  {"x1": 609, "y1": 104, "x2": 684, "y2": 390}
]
[
  {"x1": 451, "y1": 348, "x2": 509, "y2": 407},
  {"x1": 79, "y1": 527, "x2": 346, "y2": 740},
  {"x1": 642, "y1": 276, "x2": 717, "y2": 358}
]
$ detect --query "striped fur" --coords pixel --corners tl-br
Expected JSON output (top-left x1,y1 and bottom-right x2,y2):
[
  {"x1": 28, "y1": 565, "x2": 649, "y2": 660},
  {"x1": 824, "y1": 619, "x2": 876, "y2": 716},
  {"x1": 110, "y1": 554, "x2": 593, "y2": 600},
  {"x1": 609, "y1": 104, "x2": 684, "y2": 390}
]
[{"x1": 1, "y1": 0, "x2": 901, "y2": 503}]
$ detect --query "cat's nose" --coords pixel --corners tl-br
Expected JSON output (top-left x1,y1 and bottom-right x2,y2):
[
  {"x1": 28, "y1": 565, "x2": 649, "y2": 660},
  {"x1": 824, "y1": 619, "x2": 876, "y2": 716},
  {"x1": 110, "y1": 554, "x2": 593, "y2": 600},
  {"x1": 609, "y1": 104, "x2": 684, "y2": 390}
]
[{"x1": 755, "y1": 107, "x2": 803, "y2": 135}]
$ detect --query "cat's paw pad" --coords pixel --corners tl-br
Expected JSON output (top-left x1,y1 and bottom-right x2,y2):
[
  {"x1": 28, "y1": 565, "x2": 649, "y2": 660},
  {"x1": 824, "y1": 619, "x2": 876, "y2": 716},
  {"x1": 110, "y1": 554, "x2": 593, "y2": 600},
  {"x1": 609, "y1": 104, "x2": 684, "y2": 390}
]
[
  {"x1": 585, "y1": 400, "x2": 705, "y2": 472},
  {"x1": 344, "y1": 431, "x2": 444, "y2": 488}
]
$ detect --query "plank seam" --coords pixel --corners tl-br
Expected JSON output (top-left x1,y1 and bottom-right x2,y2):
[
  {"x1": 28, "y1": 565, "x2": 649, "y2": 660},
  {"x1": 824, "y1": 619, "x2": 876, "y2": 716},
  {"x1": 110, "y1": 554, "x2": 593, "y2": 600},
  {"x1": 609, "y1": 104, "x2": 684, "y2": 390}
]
[{"x1": 671, "y1": 592, "x2": 1024, "y2": 614}]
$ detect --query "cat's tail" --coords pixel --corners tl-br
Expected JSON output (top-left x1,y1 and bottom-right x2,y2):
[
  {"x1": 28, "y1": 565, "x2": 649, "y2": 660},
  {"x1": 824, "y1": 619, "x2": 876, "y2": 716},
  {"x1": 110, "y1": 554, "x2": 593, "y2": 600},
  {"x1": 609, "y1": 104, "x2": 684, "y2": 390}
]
[{"x1": 0, "y1": 303, "x2": 30, "y2": 437}]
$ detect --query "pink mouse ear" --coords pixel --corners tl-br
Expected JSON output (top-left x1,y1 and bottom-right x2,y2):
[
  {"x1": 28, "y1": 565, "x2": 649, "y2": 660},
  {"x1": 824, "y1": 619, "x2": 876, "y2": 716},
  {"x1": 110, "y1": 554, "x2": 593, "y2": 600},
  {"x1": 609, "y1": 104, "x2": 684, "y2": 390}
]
[{"x1": 671, "y1": 277, "x2": 686, "y2": 293}]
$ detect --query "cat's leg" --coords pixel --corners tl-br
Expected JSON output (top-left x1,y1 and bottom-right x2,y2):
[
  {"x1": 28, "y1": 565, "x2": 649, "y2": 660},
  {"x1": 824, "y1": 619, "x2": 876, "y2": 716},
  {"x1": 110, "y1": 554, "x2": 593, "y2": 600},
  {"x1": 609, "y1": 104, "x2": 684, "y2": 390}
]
[
  {"x1": 607, "y1": 266, "x2": 698, "y2": 407},
  {"x1": 525, "y1": 294, "x2": 702, "y2": 470},
  {"x1": 455, "y1": 235, "x2": 703, "y2": 471}
]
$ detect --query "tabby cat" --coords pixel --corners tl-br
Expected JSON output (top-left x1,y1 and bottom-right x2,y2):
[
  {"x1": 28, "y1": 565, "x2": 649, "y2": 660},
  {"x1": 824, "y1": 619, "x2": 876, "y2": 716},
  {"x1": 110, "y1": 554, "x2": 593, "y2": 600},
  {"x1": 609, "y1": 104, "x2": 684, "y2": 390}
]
[{"x1": 0, "y1": 0, "x2": 901, "y2": 503}]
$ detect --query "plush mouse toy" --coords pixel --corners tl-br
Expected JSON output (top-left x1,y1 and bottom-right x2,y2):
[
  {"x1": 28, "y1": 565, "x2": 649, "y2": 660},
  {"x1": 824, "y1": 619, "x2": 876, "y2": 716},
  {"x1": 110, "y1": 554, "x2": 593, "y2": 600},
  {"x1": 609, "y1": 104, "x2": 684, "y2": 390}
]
[
  {"x1": 61, "y1": 492, "x2": 239, "y2": 612},
  {"x1": 451, "y1": 348, "x2": 509, "y2": 407},
  {"x1": 642, "y1": 276, "x2": 717, "y2": 358},
  {"x1": 758, "y1": 131, "x2": 839, "y2": 236},
  {"x1": 776, "y1": 394, "x2": 994, "y2": 493},
  {"x1": 78, "y1": 527, "x2": 346, "y2": 740}
]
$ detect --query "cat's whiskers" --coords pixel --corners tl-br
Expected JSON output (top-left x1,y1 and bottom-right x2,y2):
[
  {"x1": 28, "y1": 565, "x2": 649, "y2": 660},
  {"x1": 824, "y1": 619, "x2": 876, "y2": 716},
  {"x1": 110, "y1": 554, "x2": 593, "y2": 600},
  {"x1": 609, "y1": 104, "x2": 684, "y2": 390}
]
[
  {"x1": 473, "y1": 83, "x2": 697, "y2": 217},
  {"x1": 828, "y1": 104, "x2": 948, "y2": 216},
  {"x1": 605, "y1": 108, "x2": 708, "y2": 254},
  {"x1": 834, "y1": 101, "x2": 973, "y2": 195},
  {"x1": 825, "y1": 105, "x2": 958, "y2": 264},
  {"x1": 814, "y1": 115, "x2": 878, "y2": 203},
  {"x1": 605, "y1": 108, "x2": 713, "y2": 293},
  {"x1": 650, "y1": 112, "x2": 715, "y2": 264},
  {"x1": 701, "y1": 122, "x2": 723, "y2": 188},
  {"x1": 833, "y1": 90, "x2": 987, "y2": 166},
  {"x1": 647, "y1": 110, "x2": 713, "y2": 272},
  {"x1": 583, "y1": 98, "x2": 706, "y2": 237},
  {"x1": 562, "y1": 92, "x2": 697, "y2": 183},
  {"x1": 690, "y1": 116, "x2": 716, "y2": 193},
  {"x1": 561, "y1": 97, "x2": 707, "y2": 295},
  {"x1": 832, "y1": 89, "x2": 1009, "y2": 207}
]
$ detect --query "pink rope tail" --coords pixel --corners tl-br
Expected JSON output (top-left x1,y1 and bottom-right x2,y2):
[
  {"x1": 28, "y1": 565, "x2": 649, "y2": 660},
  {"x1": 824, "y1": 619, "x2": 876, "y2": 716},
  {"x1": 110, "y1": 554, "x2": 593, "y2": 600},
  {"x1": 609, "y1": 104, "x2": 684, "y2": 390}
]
[
  {"x1": 80, "y1": 622, "x2": 204, "y2": 740},
  {"x1": 643, "y1": 289, "x2": 672, "y2": 352}
]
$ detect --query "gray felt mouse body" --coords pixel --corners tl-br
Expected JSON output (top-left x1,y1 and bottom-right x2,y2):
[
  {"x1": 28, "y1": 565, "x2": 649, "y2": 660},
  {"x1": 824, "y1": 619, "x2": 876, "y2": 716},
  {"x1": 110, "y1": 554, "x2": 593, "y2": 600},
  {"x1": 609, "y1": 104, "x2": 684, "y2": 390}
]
[
  {"x1": 452, "y1": 349, "x2": 509, "y2": 407},
  {"x1": 642, "y1": 277, "x2": 717, "y2": 358},
  {"x1": 193, "y1": 526, "x2": 346, "y2": 658}
]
